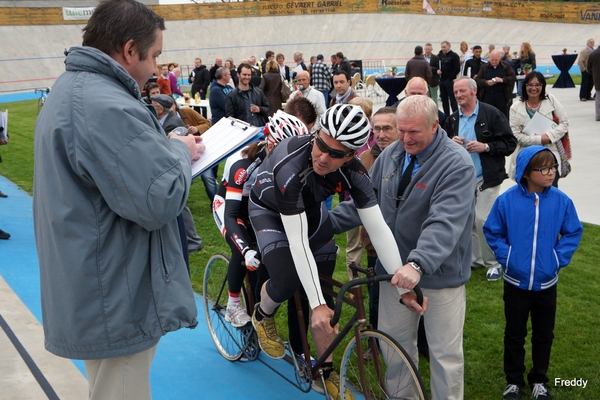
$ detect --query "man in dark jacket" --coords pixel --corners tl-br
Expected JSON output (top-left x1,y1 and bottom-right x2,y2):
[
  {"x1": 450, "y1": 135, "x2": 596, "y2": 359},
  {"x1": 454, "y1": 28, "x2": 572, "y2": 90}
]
[
  {"x1": 209, "y1": 67, "x2": 233, "y2": 126},
  {"x1": 587, "y1": 45, "x2": 600, "y2": 121},
  {"x1": 438, "y1": 41, "x2": 461, "y2": 115},
  {"x1": 462, "y1": 45, "x2": 486, "y2": 79},
  {"x1": 151, "y1": 94, "x2": 184, "y2": 134},
  {"x1": 189, "y1": 58, "x2": 211, "y2": 99},
  {"x1": 336, "y1": 52, "x2": 352, "y2": 78},
  {"x1": 209, "y1": 57, "x2": 223, "y2": 82},
  {"x1": 444, "y1": 77, "x2": 516, "y2": 282},
  {"x1": 475, "y1": 50, "x2": 516, "y2": 119},
  {"x1": 424, "y1": 43, "x2": 440, "y2": 105},
  {"x1": 225, "y1": 63, "x2": 270, "y2": 126},
  {"x1": 405, "y1": 45, "x2": 433, "y2": 85}
]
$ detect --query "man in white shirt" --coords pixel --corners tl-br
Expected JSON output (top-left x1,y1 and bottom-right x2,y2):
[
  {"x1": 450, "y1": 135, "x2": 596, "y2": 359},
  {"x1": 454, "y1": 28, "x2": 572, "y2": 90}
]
[{"x1": 289, "y1": 71, "x2": 326, "y2": 131}]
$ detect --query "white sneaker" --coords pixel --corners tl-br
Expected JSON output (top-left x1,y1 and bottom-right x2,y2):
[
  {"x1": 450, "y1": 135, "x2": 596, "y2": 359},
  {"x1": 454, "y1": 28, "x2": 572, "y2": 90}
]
[
  {"x1": 225, "y1": 302, "x2": 251, "y2": 327},
  {"x1": 486, "y1": 267, "x2": 502, "y2": 281}
]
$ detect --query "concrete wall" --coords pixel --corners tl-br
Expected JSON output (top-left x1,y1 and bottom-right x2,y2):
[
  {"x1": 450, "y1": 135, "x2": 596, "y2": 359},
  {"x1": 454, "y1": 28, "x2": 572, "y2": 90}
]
[{"x1": 0, "y1": 13, "x2": 593, "y2": 93}]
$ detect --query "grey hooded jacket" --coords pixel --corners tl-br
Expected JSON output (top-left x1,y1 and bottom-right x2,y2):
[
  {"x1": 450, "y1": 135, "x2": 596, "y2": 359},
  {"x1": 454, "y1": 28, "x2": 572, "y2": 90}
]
[{"x1": 33, "y1": 46, "x2": 198, "y2": 360}]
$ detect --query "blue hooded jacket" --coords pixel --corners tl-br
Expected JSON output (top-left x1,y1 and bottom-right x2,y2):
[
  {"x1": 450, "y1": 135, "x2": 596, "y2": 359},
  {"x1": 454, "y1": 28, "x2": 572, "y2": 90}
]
[{"x1": 483, "y1": 146, "x2": 583, "y2": 291}]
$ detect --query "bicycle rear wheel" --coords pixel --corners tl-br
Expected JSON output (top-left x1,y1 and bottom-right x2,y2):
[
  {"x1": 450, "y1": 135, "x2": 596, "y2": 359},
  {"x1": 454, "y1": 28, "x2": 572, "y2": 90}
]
[
  {"x1": 203, "y1": 253, "x2": 247, "y2": 361},
  {"x1": 339, "y1": 329, "x2": 428, "y2": 400}
]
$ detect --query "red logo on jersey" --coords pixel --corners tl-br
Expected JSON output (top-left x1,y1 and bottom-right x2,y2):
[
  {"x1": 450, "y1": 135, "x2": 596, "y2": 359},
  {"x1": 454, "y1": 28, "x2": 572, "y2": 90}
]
[
  {"x1": 212, "y1": 198, "x2": 224, "y2": 211},
  {"x1": 234, "y1": 168, "x2": 248, "y2": 186},
  {"x1": 334, "y1": 182, "x2": 343, "y2": 193}
]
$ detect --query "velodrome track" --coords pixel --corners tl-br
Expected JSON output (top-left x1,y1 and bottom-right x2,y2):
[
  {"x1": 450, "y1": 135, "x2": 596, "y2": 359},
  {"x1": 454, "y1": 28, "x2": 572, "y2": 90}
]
[{"x1": 0, "y1": 13, "x2": 594, "y2": 93}]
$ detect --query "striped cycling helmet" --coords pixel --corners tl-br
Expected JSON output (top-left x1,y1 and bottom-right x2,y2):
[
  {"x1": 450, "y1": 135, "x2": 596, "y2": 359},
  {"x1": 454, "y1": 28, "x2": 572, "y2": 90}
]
[
  {"x1": 319, "y1": 104, "x2": 371, "y2": 150},
  {"x1": 265, "y1": 110, "x2": 309, "y2": 146}
]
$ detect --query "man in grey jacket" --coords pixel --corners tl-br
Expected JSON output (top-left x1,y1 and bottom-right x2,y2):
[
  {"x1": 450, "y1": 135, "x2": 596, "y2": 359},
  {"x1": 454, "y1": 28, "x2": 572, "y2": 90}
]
[
  {"x1": 331, "y1": 95, "x2": 475, "y2": 400},
  {"x1": 32, "y1": 1, "x2": 204, "y2": 398}
]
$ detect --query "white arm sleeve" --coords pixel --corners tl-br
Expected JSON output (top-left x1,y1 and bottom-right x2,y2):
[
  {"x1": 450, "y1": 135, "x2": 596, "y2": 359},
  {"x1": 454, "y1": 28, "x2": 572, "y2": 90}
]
[
  {"x1": 357, "y1": 206, "x2": 403, "y2": 274},
  {"x1": 280, "y1": 212, "x2": 327, "y2": 310},
  {"x1": 358, "y1": 205, "x2": 409, "y2": 295}
]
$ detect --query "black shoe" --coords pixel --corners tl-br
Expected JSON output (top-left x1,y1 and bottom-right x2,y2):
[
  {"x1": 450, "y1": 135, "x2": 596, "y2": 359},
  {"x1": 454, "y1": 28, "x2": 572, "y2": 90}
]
[
  {"x1": 0, "y1": 191, "x2": 7, "y2": 198},
  {"x1": 503, "y1": 384, "x2": 521, "y2": 400},
  {"x1": 531, "y1": 383, "x2": 553, "y2": 400},
  {"x1": 0, "y1": 229, "x2": 10, "y2": 240}
]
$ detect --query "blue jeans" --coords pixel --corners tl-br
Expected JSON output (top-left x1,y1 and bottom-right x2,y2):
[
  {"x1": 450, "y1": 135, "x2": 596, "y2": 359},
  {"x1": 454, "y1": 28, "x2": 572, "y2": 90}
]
[
  {"x1": 200, "y1": 166, "x2": 218, "y2": 202},
  {"x1": 319, "y1": 89, "x2": 330, "y2": 108}
]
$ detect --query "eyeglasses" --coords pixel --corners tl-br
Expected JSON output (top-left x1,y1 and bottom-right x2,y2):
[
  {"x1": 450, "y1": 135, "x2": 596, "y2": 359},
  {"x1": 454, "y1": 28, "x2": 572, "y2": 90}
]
[
  {"x1": 373, "y1": 125, "x2": 395, "y2": 134},
  {"x1": 313, "y1": 135, "x2": 354, "y2": 159},
  {"x1": 525, "y1": 83, "x2": 542, "y2": 87},
  {"x1": 532, "y1": 164, "x2": 558, "y2": 175}
]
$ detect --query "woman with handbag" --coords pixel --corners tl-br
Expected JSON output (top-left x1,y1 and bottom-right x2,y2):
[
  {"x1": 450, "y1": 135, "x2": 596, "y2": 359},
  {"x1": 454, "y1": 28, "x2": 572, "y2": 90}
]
[
  {"x1": 260, "y1": 60, "x2": 283, "y2": 116},
  {"x1": 509, "y1": 71, "x2": 570, "y2": 187}
]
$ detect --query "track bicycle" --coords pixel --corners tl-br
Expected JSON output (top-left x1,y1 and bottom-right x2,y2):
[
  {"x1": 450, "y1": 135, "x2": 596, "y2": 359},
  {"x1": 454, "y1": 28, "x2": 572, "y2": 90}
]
[
  {"x1": 203, "y1": 253, "x2": 429, "y2": 400},
  {"x1": 35, "y1": 87, "x2": 51, "y2": 112}
]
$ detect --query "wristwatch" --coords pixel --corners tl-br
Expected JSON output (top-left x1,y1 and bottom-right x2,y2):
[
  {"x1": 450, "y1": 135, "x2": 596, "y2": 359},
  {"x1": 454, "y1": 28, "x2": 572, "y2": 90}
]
[
  {"x1": 408, "y1": 261, "x2": 424, "y2": 275},
  {"x1": 484, "y1": 143, "x2": 490, "y2": 152},
  {"x1": 171, "y1": 126, "x2": 188, "y2": 137},
  {"x1": 492, "y1": 78, "x2": 497, "y2": 83}
]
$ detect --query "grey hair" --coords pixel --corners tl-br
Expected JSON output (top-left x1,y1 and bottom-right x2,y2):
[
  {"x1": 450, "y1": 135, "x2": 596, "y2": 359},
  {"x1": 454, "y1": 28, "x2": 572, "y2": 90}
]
[
  {"x1": 397, "y1": 95, "x2": 438, "y2": 130},
  {"x1": 454, "y1": 76, "x2": 477, "y2": 90}
]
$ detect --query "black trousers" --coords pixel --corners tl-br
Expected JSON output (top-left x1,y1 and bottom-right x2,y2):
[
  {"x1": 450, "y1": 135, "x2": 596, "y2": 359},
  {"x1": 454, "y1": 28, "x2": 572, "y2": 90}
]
[
  {"x1": 439, "y1": 78, "x2": 457, "y2": 116},
  {"x1": 580, "y1": 70, "x2": 594, "y2": 100},
  {"x1": 483, "y1": 94, "x2": 509, "y2": 119},
  {"x1": 503, "y1": 283, "x2": 557, "y2": 387}
]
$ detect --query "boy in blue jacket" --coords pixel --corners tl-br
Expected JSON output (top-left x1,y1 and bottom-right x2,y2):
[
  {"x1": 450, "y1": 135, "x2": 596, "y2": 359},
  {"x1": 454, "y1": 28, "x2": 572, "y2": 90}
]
[{"x1": 484, "y1": 145, "x2": 583, "y2": 400}]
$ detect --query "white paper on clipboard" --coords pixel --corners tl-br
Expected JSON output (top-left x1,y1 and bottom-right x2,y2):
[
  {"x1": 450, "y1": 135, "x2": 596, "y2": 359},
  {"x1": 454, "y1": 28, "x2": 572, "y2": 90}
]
[
  {"x1": 522, "y1": 112, "x2": 557, "y2": 136},
  {"x1": 191, "y1": 117, "x2": 262, "y2": 178}
]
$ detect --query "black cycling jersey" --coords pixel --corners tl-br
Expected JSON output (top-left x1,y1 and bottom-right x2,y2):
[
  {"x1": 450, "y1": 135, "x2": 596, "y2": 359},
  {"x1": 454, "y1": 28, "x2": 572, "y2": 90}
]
[
  {"x1": 214, "y1": 146, "x2": 267, "y2": 255},
  {"x1": 250, "y1": 135, "x2": 378, "y2": 215}
]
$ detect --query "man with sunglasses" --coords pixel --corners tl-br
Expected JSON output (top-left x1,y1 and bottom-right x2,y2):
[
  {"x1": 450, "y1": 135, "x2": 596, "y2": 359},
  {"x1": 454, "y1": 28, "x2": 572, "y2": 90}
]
[
  {"x1": 248, "y1": 104, "x2": 426, "y2": 400},
  {"x1": 444, "y1": 77, "x2": 516, "y2": 282}
]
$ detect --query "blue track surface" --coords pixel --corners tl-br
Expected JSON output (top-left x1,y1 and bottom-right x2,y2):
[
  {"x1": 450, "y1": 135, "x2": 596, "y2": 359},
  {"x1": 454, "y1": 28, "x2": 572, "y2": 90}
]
[{"x1": 0, "y1": 175, "x2": 323, "y2": 399}]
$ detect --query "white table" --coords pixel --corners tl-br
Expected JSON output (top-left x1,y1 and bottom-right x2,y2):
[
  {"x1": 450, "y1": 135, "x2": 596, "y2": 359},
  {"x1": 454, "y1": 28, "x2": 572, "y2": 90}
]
[{"x1": 176, "y1": 98, "x2": 210, "y2": 119}]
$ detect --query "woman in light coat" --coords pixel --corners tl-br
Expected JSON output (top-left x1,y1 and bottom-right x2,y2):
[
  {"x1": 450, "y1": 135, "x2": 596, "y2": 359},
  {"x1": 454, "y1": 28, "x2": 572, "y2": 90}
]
[{"x1": 509, "y1": 71, "x2": 569, "y2": 186}]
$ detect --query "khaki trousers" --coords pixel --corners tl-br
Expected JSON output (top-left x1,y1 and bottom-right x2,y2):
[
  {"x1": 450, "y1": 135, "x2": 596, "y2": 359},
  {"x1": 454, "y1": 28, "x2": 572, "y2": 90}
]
[
  {"x1": 379, "y1": 284, "x2": 466, "y2": 400},
  {"x1": 345, "y1": 226, "x2": 364, "y2": 280},
  {"x1": 472, "y1": 181, "x2": 501, "y2": 269},
  {"x1": 84, "y1": 343, "x2": 158, "y2": 400}
]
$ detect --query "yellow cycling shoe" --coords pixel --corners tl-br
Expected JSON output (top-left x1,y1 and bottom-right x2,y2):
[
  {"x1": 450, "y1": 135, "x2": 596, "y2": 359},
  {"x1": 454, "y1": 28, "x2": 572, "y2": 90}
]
[
  {"x1": 251, "y1": 303, "x2": 285, "y2": 359},
  {"x1": 312, "y1": 370, "x2": 355, "y2": 400}
]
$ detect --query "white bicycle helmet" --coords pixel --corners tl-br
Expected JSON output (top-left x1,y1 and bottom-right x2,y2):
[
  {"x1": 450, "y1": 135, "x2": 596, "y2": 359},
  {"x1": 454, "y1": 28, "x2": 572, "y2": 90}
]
[
  {"x1": 265, "y1": 110, "x2": 309, "y2": 146},
  {"x1": 319, "y1": 104, "x2": 371, "y2": 150}
]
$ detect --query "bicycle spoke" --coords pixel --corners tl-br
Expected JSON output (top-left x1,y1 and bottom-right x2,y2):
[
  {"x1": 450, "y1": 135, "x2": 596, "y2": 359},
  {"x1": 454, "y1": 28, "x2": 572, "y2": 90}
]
[{"x1": 340, "y1": 330, "x2": 428, "y2": 400}]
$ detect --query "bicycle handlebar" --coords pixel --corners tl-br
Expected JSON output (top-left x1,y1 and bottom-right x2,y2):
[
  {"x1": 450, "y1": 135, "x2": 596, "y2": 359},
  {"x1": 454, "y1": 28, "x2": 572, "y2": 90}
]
[{"x1": 330, "y1": 274, "x2": 423, "y2": 327}]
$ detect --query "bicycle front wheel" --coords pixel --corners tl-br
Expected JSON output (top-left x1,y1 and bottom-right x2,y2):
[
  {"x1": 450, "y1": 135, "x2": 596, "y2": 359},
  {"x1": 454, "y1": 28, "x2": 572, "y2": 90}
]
[
  {"x1": 203, "y1": 253, "x2": 247, "y2": 361},
  {"x1": 339, "y1": 329, "x2": 428, "y2": 400}
]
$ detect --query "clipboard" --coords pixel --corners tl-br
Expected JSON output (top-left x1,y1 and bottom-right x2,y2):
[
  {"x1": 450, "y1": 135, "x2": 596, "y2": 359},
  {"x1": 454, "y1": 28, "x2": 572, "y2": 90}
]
[
  {"x1": 522, "y1": 112, "x2": 557, "y2": 136},
  {"x1": 191, "y1": 117, "x2": 263, "y2": 179}
]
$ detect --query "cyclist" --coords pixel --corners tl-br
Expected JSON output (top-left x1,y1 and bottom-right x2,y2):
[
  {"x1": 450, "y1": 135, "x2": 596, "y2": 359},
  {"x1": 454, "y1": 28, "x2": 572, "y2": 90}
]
[
  {"x1": 212, "y1": 110, "x2": 311, "y2": 327},
  {"x1": 249, "y1": 104, "x2": 421, "y2": 399}
]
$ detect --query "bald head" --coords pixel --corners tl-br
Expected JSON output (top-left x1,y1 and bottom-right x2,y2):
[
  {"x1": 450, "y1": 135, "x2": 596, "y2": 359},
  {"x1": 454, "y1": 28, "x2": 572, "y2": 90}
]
[
  {"x1": 489, "y1": 50, "x2": 503, "y2": 67},
  {"x1": 405, "y1": 77, "x2": 429, "y2": 97},
  {"x1": 296, "y1": 71, "x2": 311, "y2": 89}
]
